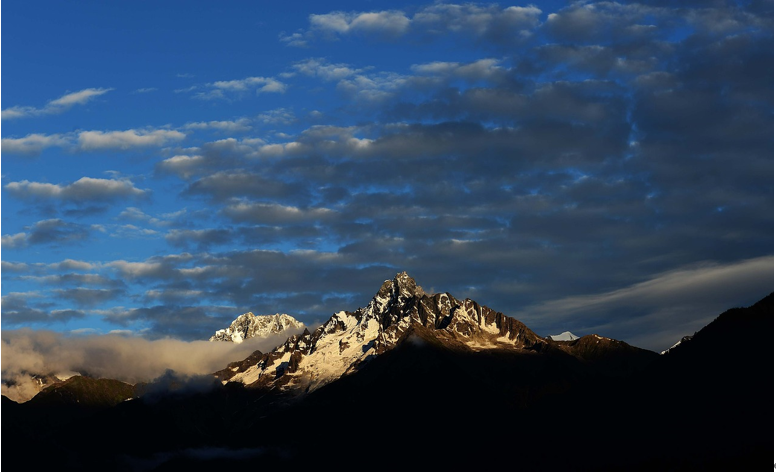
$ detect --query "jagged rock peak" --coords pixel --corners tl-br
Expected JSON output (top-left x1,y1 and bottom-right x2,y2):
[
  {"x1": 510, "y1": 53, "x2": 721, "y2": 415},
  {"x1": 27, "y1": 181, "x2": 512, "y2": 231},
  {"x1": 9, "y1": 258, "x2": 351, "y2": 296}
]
[
  {"x1": 210, "y1": 312, "x2": 305, "y2": 343},
  {"x1": 384, "y1": 271, "x2": 424, "y2": 298}
]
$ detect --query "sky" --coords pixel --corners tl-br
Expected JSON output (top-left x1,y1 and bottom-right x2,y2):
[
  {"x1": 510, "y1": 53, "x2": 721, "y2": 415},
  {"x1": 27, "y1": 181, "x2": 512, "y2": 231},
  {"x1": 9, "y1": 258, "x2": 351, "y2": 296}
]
[{"x1": 1, "y1": 0, "x2": 773, "y2": 354}]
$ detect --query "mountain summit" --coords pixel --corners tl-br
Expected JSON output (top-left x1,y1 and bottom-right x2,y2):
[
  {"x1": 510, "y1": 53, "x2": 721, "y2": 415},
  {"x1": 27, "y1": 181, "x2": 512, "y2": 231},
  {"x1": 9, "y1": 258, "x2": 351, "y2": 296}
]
[
  {"x1": 210, "y1": 313, "x2": 305, "y2": 343},
  {"x1": 216, "y1": 272, "x2": 649, "y2": 393},
  {"x1": 549, "y1": 331, "x2": 580, "y2": 341}
]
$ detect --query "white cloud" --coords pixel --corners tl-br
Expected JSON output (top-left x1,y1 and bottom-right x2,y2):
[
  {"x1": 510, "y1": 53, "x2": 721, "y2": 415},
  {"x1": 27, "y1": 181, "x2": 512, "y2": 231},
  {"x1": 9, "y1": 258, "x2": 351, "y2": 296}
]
[
  {"x1": 2, "y1": 87, "x2": 113, "y2": 120},
  {"x1": 256, "y1": 108, "x2": 296, "y2": 125},
  {"x1": 5, "y1": 177, "x2": 147, "y2": 201},
  {"x1": 184, "y1": 118, "x2": 252, "y2": 132},
  {"x1": 295, "y1": 4, "x2": 541, "y2": 44},
  {"x1": 279, "y1": 31, "x2": 308, "y2": 48},
  {"x1": 1, "y1": 133, "x2": 70, "y2": 155},
  {"x1": 2, "y1": 233, "x2": 28, "y2": 249},
  {"x1": 310, "y1": 10, "x2": 410, "y2": 38},
  {"x1": 195, "y1": 76, "x2": 287, "y2": 100},
  {"x1": 157, "y1": 154, "x2": 207, "y2": 179},
  {"x1": 78, "y1": 129, "x2": 185, "y2": 150},
  {"x1": 292, "y1": 58, "x2": 363, "y2": 81}
]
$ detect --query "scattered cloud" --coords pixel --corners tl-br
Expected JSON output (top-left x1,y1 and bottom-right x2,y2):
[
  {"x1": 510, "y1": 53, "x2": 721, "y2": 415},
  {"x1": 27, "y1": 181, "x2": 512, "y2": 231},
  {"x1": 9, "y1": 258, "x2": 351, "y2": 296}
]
[{"x1": 293, "y1": 3, "x2": 541, "y2": 45}]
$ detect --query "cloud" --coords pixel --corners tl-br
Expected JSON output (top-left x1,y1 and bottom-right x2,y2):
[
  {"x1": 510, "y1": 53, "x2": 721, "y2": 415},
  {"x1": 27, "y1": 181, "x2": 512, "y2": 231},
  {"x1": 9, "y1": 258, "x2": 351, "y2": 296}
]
[
  {"x1": 297, "y1": 4, "x2": 541, "y2": 45},
  {"x1": 14, "y1": 219, "x2": 93, "y2": 246},
  {"x1": 165, "y1": 229, "x2": 234, "y2": 251},
  {"x1": 1, "y1": 292, "x2": 86, "y2": 326},
  {"x1": 156, "y1": 155, "x2": 207, "y2": 179},
  {"x1": 310, "y1": 10, "x2": 411, "y2": 39},
  {"x1": 5, "y1": 177, "x2": 147, "y2": 202},
  {"x1": 256, "y1": 108, "x2": 296, "y2": 125},
  {"x1": 0, "y1": 329, "x2": 304, "y2": 401},
  {"x1": 78, "y1": 129, "x2": 185, "y2": 150},
  {"x1": 184, "y1": 170, "x2": 309, "y2": 203},
  {"x1": 514, "y1": 256, "x2": 774, "y2": 351},
  {"x1": 3, "y1": 129, "x2": 186, "y2": 154},
  {"x1": 26, "y1": 220, "x2": 90, "y2": 245},
  {"x1": 2, "y1": 233, "x2": 28, "y2": 249},
  {"x1": 54, "y1": 288, "x2": 125, "y2": 308},
  {"x1": 2, "y1": 87, "x2": 113, "y2": 120},
  {"x1": 184, "y1": 119, "x2": 252, "y2": 133},
  {"x1": 194, "y1": 76, "x2": 287, "y2": 100},
  {"x1": 1, "y1": 133, "x2": 70, "y2": 155},
  {"x1": 222, "y1": 200, "x2": 334, "y2": 225},
  {"x1": 278, "y1": 31, "x2": 308, "y2": 48}
]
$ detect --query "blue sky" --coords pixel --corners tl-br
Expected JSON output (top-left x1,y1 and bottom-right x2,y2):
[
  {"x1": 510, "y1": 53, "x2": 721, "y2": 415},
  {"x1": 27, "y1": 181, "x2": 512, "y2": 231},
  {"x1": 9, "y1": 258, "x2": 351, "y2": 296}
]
[{"x1": 2, "y1": 0, "x2": 773, "y2": 351}]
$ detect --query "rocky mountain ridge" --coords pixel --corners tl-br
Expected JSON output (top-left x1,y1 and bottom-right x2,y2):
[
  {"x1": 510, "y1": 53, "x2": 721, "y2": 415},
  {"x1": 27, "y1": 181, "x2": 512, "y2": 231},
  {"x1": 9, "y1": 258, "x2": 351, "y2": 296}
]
[{"x1": 216, "y1": 272, "x2": 653, "y2": 393}]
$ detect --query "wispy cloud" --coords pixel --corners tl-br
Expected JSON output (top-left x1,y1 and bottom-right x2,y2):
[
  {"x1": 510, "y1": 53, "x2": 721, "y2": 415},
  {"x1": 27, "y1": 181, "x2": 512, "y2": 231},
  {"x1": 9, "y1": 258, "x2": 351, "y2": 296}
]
[{"x1": 2, "y1": 87, "x2": 113, "y2": 120}]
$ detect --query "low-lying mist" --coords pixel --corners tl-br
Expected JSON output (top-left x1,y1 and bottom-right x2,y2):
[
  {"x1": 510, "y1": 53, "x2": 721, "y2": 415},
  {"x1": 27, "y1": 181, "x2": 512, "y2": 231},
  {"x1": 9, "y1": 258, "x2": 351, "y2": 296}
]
[{"x1": 1, "y1": 328, "x2": 303, "y2": 403}]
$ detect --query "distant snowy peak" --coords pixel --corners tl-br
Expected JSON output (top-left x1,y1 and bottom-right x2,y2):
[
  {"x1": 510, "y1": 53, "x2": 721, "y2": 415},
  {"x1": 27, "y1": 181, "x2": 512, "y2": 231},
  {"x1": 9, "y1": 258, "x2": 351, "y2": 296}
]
[
  {"x1": 660, "y1": 335, "x2": 693, "y2": 355},
  {"x1": 549, "y1": 331, "x2": 580, "y2": 341},
  {"x1": 209, "y1": 313, "x2": 305, "y2": 343}
]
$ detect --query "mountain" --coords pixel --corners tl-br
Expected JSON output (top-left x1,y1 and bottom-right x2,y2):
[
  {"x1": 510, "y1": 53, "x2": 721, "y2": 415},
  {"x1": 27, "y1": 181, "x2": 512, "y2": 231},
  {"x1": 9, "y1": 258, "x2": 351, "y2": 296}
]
[
  {"x1": 1, "y1": 279, "x2": 770, "y2": 472},
  {"x1": 26, "y1": 376, "x2": 136, "y2": 409},
  {"x1": 1, "y1": 370, "x2": 82, "y2": 403},
  {"x1": 209, "y1": 312, "x2": 304, "y2": 343},
  {"x1": 548, "y1": 330, "x2": 579, "y2": 341},
  {"x1": 660, "y1": 335, "x2": 693, "y2": 355},
  {"x1": 217, "y1": 272, "x2": 655, "y2": 393}
]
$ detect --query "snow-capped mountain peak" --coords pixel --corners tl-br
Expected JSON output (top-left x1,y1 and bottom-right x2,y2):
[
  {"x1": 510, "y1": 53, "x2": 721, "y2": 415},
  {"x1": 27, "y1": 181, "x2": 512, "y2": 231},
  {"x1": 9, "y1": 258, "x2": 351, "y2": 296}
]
[
  {"x1": 216, "y1": 272, "x2": 545, "y2": 392},
  {"x1": 210, "y1": 312, "x2": 305, "y2": 343},
  {"x1": 549, "y1": 331, "x2": 580, "y2": 341}
]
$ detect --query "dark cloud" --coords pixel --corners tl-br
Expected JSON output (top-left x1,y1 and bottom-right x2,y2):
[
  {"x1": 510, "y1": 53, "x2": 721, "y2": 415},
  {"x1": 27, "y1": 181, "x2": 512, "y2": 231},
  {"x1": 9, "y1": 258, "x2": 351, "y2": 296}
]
[
  {"x1": 165, "y1": 228, "x2": 234, "y2": 250},
  {"x1": 101, "y1": 305, "x2": 239, "y2": 341},
  {"x1": 54, "y1": 288, "x2": 125, "y2": 308},
  {"x1": 183, "y1": 170, "x2": 311, "y2": 204},
  {"x1": 1, "y1": 292, "x2": 85, "y2": 325},
  {"x1": 25, "y1": 219, "x2": 92, "y2": 246}
]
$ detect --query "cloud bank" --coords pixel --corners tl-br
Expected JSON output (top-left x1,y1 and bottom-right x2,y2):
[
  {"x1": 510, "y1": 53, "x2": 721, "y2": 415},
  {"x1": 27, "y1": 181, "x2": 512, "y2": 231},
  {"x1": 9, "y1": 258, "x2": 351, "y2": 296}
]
[{"x1": 1, "y1": 328, "x2": 304, "y2": 402}]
